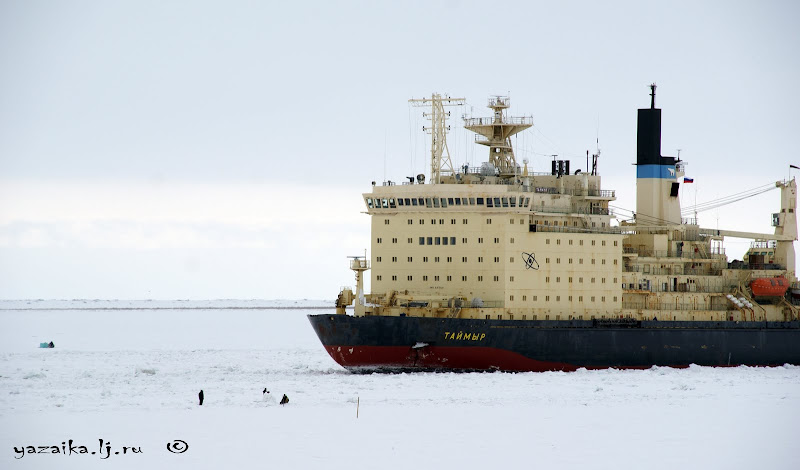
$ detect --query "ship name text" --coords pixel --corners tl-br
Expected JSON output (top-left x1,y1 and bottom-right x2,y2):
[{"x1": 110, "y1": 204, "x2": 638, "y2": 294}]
[{"x1": 444, "y1": 331, "x2": 486, "y2": 341}]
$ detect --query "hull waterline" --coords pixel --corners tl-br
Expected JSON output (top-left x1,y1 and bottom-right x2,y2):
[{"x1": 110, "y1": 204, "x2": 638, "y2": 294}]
[{"x1": 308, "y1": 314, "x2": 800, "y2": 372}]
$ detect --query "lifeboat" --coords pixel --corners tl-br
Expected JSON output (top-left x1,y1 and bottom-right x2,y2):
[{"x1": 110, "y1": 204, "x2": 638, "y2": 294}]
[{"x1": 749, "y1": 276, "x2": 790, "y2": 297}]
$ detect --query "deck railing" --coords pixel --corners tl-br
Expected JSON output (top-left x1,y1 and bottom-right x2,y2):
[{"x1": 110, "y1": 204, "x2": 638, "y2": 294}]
[
  {"x1": 621, "y1": 248, "x2": 725, "y2": 259},
  {"x1": 532, "y1": 224, "x2": 621, "y2": 235}
]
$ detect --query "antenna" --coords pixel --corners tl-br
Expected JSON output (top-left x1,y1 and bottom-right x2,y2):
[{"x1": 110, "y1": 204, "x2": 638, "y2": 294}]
[
  {"x1": 383, "y1": 129, "x2": 387, "y2": 183},
  {"x1": 591, "y1": 140, "x2": 600, "y2": 176},
  {"x1": 650, "y1": 83, "x2": 657, "y2": 109},
  {"x1": 409, "y1": 93, "x2": 465, "y2": 184},
  {"x1": 588, "y1": 116, "x2": 601, "y2": 176}
]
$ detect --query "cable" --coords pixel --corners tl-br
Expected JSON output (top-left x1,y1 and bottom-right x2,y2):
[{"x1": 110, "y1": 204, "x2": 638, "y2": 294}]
[
  {"x1": 610, "y1": 204, "x2": 684, "y2": 226},
  {"x1": 611, "y1": 180, "x2": 779, "y2": 226},
  {"x1": 681, "y1": 183, "x2": 776, "y2": 215}
]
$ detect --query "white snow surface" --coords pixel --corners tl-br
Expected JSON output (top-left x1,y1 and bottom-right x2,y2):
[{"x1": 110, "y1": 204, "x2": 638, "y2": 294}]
[{"x1": 1, "y1": 300, "x2": 799, "y2": 469}]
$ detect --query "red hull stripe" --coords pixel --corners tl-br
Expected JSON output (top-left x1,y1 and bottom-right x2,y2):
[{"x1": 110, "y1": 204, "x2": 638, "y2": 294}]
[{"x1": 324, "y1": 344, "x2": 583, "y2": 372}]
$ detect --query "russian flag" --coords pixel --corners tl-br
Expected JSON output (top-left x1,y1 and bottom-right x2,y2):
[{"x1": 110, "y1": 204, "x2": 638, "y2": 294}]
[{"x1": 683, "y1": 177, "x2": 694, "y2": 183}]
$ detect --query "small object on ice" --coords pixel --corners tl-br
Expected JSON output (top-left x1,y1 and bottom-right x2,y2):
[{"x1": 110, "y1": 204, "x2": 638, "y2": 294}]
[
  {"x1": 48, "y1": 341, "x2": 54, "y2": 348},
  {"x1": 198, "y1": 389, "x2": 204, "y2": 406},
  {"x1": 263, "y1": 388, "x2": 275, "y2": 404},
  {"x1": 39, "y1": 341, "x2": 55, "y2": 348},
  {"x1": 280, "y1": 394, "x2": 289, "y2": 405}
]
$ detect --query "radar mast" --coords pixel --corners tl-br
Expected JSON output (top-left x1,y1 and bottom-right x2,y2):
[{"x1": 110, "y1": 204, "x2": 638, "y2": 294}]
[
  {"x1": 464, "y1": 96, "x2": 533, "y2": 176},
  {"x1": 409, "y1": 93, "x2": 465, "y2": 184}
]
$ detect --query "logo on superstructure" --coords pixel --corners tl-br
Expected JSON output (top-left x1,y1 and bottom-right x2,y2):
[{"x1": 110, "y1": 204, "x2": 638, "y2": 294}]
[{"x1": 522, "y1": 252, "x2": 540, "y2": 270}]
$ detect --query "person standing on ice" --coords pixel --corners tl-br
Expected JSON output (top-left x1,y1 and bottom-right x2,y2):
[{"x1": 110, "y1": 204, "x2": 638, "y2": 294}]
[
  {"x1": 198, "y1": 389, "x2": 204, "y2": 406},
  {"x1": 280, "y1": 394, "x2": 289, "y2": 405}
]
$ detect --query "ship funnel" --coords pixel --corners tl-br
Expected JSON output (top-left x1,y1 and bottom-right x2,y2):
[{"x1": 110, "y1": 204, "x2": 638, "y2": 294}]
[{"x1": 635, "y1": 84, "x2": 682, "y2": 225}]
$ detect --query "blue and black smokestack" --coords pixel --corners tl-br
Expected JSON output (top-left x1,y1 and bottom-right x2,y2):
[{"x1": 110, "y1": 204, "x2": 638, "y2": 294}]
[
  {"x1": 637, "y1": 84, "x2": 676, "y2": 167},
  {"x1": 636, "y1": 84, "x2": 677, "y2": 185}
]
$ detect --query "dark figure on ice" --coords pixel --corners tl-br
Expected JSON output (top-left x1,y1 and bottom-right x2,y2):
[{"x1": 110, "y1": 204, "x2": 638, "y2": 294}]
[
  {"x1": 280, "y1": 394, "x2": 289, "y2": 406},
  {"x1": 198, "y1": 389, "x2": 204, "y2": 406},
  {"x1": 48, "y1": 341, "x2": 54, "y2": 348}
]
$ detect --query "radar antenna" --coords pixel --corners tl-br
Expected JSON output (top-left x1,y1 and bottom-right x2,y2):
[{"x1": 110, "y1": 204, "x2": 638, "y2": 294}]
[{"x1": 463, "y1": 96, "x2": 533, "y2": 177}]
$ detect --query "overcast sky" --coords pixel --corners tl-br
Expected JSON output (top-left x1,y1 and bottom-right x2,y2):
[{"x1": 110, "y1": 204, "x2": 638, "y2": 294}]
[{"x1": 1, "y1": 0, "x2": 799, "y2": 299}]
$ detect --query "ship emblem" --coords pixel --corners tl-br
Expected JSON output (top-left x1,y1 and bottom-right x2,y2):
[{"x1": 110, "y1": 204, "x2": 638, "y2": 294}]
[{"x1": 522, "y1": 252, "x2": 539, "y2": 270}]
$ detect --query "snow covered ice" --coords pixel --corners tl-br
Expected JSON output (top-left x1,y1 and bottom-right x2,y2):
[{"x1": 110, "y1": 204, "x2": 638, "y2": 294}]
[{"x1": 1, "y1": 300, "x2": 799, "y2": 469}]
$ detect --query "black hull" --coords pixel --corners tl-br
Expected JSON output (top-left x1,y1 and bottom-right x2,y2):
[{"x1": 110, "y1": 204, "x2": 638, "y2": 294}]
[{"x1": 308, "y1": 314, "x2": 800, "y2": 372}]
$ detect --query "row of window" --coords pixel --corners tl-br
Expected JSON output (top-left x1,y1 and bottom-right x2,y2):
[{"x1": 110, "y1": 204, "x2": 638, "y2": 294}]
[
  {"x1": 396, "y1": 218, "x2": 499, "y2": 225},
  {"x1": 509, "y1": 295, "x2": 618, "y2": 303},
  {"x1": 374, "y1": 274, "x2": 619, "y2": 284},
  {"x1": 547, "y1": 239, "x2": 617, "y2": 247},
  {"x1": 487, "y1": 314, "x2": 616, "y2": 321},
  {"x1": 543, "y1": 258, "x2": 619, "y2": 265},
  {"x1": 377, "y1": 256, "x2": 504, "y2": 263},
  {"x1": 377, "y1": 275, "x2": 496, "y2": 282},
  {"x1": 534, "y1": 220, "x2": 609, "y2": 228},
  {"x1": 368, "y1": 196, "x2": 532, "y2": 209},
  {"x1": 376, "y1": 236, "x2": 506, "y2": 244},
  {"x1": 377, "y1": 232, "x2": 617, "y2": 250},
  {"x1": 374, "y1": 255, "x2": 618, "y2": 266},
  {"x1": 544, "y1": 276, "x2": 619, "y2": 284}
]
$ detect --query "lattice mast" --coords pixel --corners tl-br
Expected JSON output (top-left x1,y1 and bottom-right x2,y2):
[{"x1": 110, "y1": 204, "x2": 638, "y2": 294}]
[
  {"x1": 463, "y1": 96, "x2": 533, "y2": 176},
  {"x1": 409, "y1": 93, "x2": 465, "y2": 184}
]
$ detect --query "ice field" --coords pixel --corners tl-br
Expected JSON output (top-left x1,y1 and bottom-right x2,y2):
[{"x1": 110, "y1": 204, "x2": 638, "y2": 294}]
[{"x1": 1, "y1": 299, "x2": 799, "y2": 469}]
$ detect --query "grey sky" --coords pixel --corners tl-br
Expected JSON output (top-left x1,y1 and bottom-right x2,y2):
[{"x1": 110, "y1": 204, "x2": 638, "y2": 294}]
[{"x1": 1, "y1": 1, "x2": 799, "y2": 299}]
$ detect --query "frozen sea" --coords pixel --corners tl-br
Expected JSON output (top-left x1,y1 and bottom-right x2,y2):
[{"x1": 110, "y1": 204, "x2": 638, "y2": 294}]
[{"x1": 1, "y1": 299, "x2": 799, "y2": 470}]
